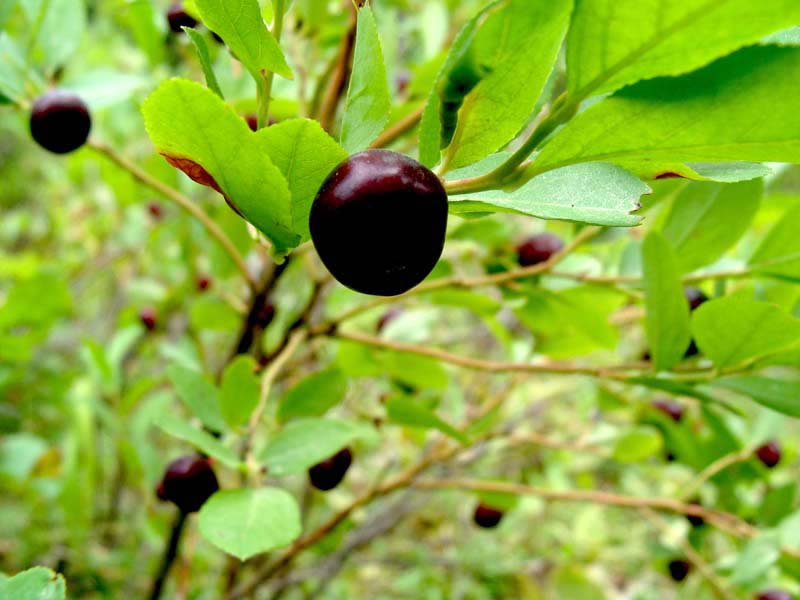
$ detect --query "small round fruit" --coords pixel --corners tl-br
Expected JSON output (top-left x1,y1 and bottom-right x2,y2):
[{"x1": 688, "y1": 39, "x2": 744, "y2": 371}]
[
  {"x1": 167, "y1": 3, "x2": 197, "y2": 32},
  {"x1": 309, "y1": 150, "x2": 448, "y2": 296},
  {"x1": 308, "y1": 447, "x2": 353, "y2": 491},
  {"x1": 684, "y1": 287, "x2": 709, "y2": 311},
  {"x1": 756, "y1": 440, "x2": 782, "y2": 468},
  {"x1": 668, "y1": 559, "x2": 691, "y2": 582},
  {"x1": 473, "y1": 503, "x2": 504, "y2": 528},
  {"x1": 651, "y1": 398, "x2": 684, "y2": 423},
  {"x1": 139, "y1": 308, "x2": 157, "y2": 332},
  {"x1": 515, "y1": 233, "x2": 564, "y2": 267},
  {"x1": 757, "y1": 590, "x2": 794, "y2": 600},
  {"x1": 196, "y1": 275, "x2": 212, "y2": 292},
  {"x1": 157, "y1": 455, "x2": 219, "y2": 513},
  {"x1": 29, "y1": 90, "x2": 91, "y2": 154}
]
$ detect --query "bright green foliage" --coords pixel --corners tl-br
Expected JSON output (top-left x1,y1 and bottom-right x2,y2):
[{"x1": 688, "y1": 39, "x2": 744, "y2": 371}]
[
  {"x1": 198, "y1": 488, "x2": 301, "y2": 560},
  {"x1": 219, "y1": 356, "x2": 260, "y2": 428},
  {"x1": 0, "y1": 567, "x2": 66, "y2": 600},
  {"x1": 642, "y1": 232, "x2": 691, "y2": 371},
  {"x1": 750, "y1": 203, "x2": 800, "y2": 279},
  {"x1": 278, "y1": 368, "x2": 347, "y2": 422},
  {"x1": 185, "y1": 28, "x2": 224, "y2": 98},
  {"x1": 567, "y1": 0, "x2": 800, "y2": 99},
  {"x1": 341, "y1": 5, "x2": 390, "y2": 152},
  {"x1": 158, "y1": 415, "x2": 242, "y2": 469},
  {"x1": 195, "y1": 0, "x2": 292, "y2": 79},
  {"x1": 386, "y1": 395, "x2": 467, "y2": 444},
  {"x1": 534, "y1": 47, "x2": 800, "y2": 180},
  {"x1": 167, "y1": 363, "x2": 226, "y2": 431}
]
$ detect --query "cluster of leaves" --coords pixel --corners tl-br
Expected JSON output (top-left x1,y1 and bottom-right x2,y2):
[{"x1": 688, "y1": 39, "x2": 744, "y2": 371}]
[{"x1": 4, "y1": 0, "x2": 800, "y2": 599}]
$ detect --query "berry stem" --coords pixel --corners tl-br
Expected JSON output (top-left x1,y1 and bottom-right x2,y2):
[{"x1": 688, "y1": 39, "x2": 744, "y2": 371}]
[
  {"x1": 256, "y1": 0, "x2": 287, "y2": 129},
  {"x1": 148, "y1": 510, "x2": 188, "y2": 600}
]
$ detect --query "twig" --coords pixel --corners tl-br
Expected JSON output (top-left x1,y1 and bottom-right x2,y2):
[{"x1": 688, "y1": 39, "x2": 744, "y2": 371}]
[
  {"x1": 256, "y1": 0, "x2": 287, "y2": 128},
  {"x1": 680, "y1": 447, "x2": 754, "y2": 502},
  {"x1": 317, "y1": 5, "x2": 357, "y2": 132},
  {"x1": 88, "y1": 140, "x2": 255, "y2": 290},
  {"x1": 369, "y1": 105, "x2": 425, "y2": 149},
  {"x1": 148, "y1": 511, "x2": 188, "y2": 600}
]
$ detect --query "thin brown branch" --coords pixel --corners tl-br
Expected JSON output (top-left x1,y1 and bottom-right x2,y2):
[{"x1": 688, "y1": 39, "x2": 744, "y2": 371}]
[
  {"x1": 369, "y1": 105, "x2": 425, "y2": 149},
  {"x1": 88, "y1": 140, "x2": 255, "y2": 290},
  {"x1": 317, "y1": 6, "x2": 358, "y2": 132}
]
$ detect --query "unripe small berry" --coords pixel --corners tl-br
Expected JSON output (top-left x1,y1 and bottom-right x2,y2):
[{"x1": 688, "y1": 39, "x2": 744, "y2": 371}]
[
  {"x1": 756, "y1": 440, "x2": 781, "y2": 468},
  {"x1": 473, "y1": 503, "x2": 504, "y2": 528},
  {"x1": 515, "y1": 233, "x2": 564, "y2": 267}
]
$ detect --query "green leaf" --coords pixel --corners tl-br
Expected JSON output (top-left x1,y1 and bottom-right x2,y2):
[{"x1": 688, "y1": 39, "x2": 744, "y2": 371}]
[
  {"x1": 0, "y1": 34, "x2": 39, "y2": 104},
  {"x1": 426, "y1": 290, "x2": 501, "y2": 315},
  {"x1": 259, "y1": 418, "x2": 374, "y2": 476},
  {"x1": 445, "y1": 0, "x2": 572, "y2": 168},
  {"x1": 0, "y1": 434, "x2": 47, "y2": 482},
  {"x1": 166, "y1": 363, "x2": 226, "y2": 432},
  {"x1": 0, "y1": 1, "x2": 18, "y2": 30},
  {"x1": 157, "y1": 415, "x2": 242, "y2": 469},
  {"x1": 714, "y1": 376, "x2": 800, "y2": 418},
  {"x1": 418, "y1": 2, "x2": 501, "y2": 167},
  {"x1": 661, "y1": 179, "x2": 762, "y2": 272},
  {"x1": 379, "y1": 351, "x2": 449, "y2": 390},
  {"x1": 189, "y1": 297, "x2": 241, "y2": 332},
  {"x1": 729, "y1": 532, "x2": 780, "y2": 585},
  {"x1": 0, "y1": 567, "x2": 66, "y2": 600},
  {"x1": 124, "y1": 0, "x2": 166, "y2": 66},
  {"x1": 198, "y1": 488, "x2": 301, "y2": 561},
  {"x1": 142, "y1": 79, "x2": 298, "y2": 257},
  {"x1": 642, "y1": 232, "x2": 691, "y2": 371},
  {"x1": 692, "y1": 296, "x2": 800, "y2": 367},
  {"x1": 340, "y1": 5, "x2": 390, "y2": 152},
  {"x1": 277, "y1": 368, "x2": 347, "y2": 422},
  {"x1": 256, "y1": 119, "x2": 348, "y2": 240},
  {"x1": 385, "y1": 396, "x2": 467, "y2": 445},
  {"x1": 566, "y1": 0, "x2": 800, "y2": 99},
  {"x1": 194, "y1": 0, "x2": 292, "y2": 79},
  {"x1": 24, "y1": 0, "x2": 86, "y2": 70},
  {"x1": 219, "y1": 356, "x2": 260, "y2": 428},
  {"x1": 613, "y1": 426, "x2": 663, "y2": 463},
  {"x1": 449, "y1": 162, "x2": 648, "y2": 227},
  {"x1": 534, "y1": 47, "x2": 800, "y2": 181},
  {"x1": 749, "y1": 203, "x2": 800, "y2": 279},
  {"x1": 185, "y1": 28, "x2": 225, "y2": 98}
]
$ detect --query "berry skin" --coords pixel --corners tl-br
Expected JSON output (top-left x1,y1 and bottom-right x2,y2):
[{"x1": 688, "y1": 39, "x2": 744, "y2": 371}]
[
  {"x1": 196, "y1": 275, "x2": 212, "y2": 292},
  {"x1": 757, "y1": 591, "x2": 794, "y2": 600},
  {"x1": 167, "y1": 3, "x2": 197, "y2": 33},
  {"x1": 515, "y1": 233, "x2": 564, "y2": 267},
  {"x1": 473, "y1": 503, "x2": 504, "y2": 528},
  {"x1": 29, "y1": 90, "x2": 91, "y2": 154},
  {"x1": 308, "y1": 447, "x2": 353, "y2": 491},
  {"x1": 309, "y1": 150, "x2": 448, "y2": 297},
  {"x1": 668, "y1": 559, "x2": 691, "y2": 582},
  {"x1": 651, "y1": 398, "x2": 684, "y2": 423},
  {"x1": 139, "y1": 308, "x2": 157, "y2": 332},
  {"x1": 756, "y1": 440, "x2": 782, "y2": 468},
  {"x1": 157, "y1": 455, "x2": 219, "y2": 513}
]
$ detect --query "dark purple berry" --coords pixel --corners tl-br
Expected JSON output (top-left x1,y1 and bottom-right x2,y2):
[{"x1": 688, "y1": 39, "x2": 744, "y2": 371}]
[
  {"x1": 756, "y1": 440, "x2": 781, "y2": 468},
  {"x1": 157, "y1": 455, "x2": 219, "y2": 513},
  {"x1": 652, "y1": 398, "x2": 684, "y2": 423},
  {"x1": 197, "y1": 275, "x2": 212, "y2": 292},
  {"x1": 167, "y1": 3, "x2": 197, "y2": 33},
  {"x1": 140, "y1": 308, "x2": 157, "y2": 332},
  {"x1": 257, "y1": 301, "x2": 276, "y2": 328},
  {"x1": 30, "y1": 90, "x2": 91, "y2": 154},
  {"x1": 757, "y1": 590, "x2": 794, "y2": 600},
  {"x1": 668, "y1": 559, "x2": 691, "y2": 582},
  {"x1": 684, "y1": 287, "x2": 709, "y2": 311},
  {"x1": 515, "y1": 233, "x2": 564, "y2": 267},
  {"x1": 473, "y1": 503, "x2": 504, "y2": 528},
  {"x1": 309, "y1": 150, "x2": 448, "y2": 296},
  {"x1": 308, "y1": 447, "x2": 353, "y2": 491}
]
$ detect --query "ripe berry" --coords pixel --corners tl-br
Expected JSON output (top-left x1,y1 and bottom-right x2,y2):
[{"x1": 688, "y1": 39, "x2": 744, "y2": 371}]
[
  {"x1": 196, "y1": 275, "x2": 212, "y2": 292},
  {"x1": 309, "y1": 150, "x2": 448, "y2": 296},
  {"x1": 308, "y1": 447, "x2": 352, "y2": 491},
  {"x1": 651, "y1": 398, "x2": 684, "y2": 423},
  {"x1": 29, "y1": 90, "x2": 91, "y2": 154},
  {"x1": 757, "y1": 591, "x2": 794, "y2": 600},
  {"x1": 156, "y1": 455, "x2": 219, "y2": 513},
  {"x1": 668, "y1": 559, "x2": 691, "y2": 582},
  {"x1": 167, "y1": 3, "x2": 197, "y2": 33},
  {"x1": 473, "y1": 503, "x2": 504, "y2": 528},
  {"x1": 257, "y1": 301, "x2": 276, "y2": 328},
  {"x1": 139, "y1": 307, "x2": 157, "y2": 332},
  {"x1": 756, "y1": 440, "x2": 782, "y2": 468},
  {"x1": 515, "y1": 233, "x2": 564, "y2": 267}
]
